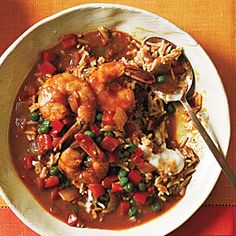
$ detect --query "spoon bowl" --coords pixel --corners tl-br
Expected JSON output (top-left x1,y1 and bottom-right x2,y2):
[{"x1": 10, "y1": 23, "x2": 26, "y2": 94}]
[
  {"x1": 143, "y1": 36, "x2": 194, "y2": 102},
  {"x1": 143, "y1": 36, "x2": 236, "y2": 190}
]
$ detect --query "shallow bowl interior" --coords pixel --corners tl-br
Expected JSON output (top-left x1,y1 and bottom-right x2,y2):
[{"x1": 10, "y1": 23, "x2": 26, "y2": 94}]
[{"x1": 0, "y1": 4, "x2": 230, "y2": 236}]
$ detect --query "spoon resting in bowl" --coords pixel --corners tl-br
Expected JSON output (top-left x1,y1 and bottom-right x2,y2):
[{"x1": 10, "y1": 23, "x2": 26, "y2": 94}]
[{"x1": 144, "y1": 36, "x2": 236, "y2": 190}]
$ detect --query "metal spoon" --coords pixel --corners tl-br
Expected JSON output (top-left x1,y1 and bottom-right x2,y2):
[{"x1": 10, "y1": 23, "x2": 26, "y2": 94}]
[{"x1": 144, "y1": 36, "x2": 236, "y2": 190}]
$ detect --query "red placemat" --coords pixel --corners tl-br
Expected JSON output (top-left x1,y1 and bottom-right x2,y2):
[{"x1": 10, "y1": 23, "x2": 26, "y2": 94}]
[
  {"x1": 0, "y1": 0, "x2": 236, "y2": 235},
  {"x1": 0, "y1": 205, "x2": 235, "y2": 235}
]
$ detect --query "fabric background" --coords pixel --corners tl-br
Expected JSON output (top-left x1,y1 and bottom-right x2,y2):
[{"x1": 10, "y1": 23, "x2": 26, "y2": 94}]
[{"x1": 0, "y1": 0, "x2": 235, "y2": 235}]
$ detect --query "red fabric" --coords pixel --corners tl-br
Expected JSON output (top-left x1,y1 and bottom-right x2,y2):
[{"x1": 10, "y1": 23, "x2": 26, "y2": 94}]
[
  {"x1": 0, "y1": 208, "x2": 37, "y2": 236},
  {"x1": 170, "y1": 206, "x2": 236, "y2": 236},
  {"x1": 0, "y1": 206, "x2": 235, "y2": 235}
]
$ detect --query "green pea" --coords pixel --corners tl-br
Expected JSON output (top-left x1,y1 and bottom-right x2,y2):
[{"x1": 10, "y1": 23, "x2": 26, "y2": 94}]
[
  {"x1": 96, "y1": 136, "x2": 102, "y2": 144},
  {"x1": 42, "y1": 120, "x2": 50, "y2": 127},
  {"x1": 138, "y1": 182, "x2": 146, "y2": 191},
  {"x1": 31, "y1": 112, "x2": 39, "y2": 121},
  {"x1": 103, "y1": 131, "x2": 114, "y2": 137},
  {"x1": 128, "y1": 143, "x2": 137, "y2": 154},
  {"x1": 38, "y1": 125, "x2": 50, "y2": 134},
  {"x1": 167, "y1": 103, "x2": 174, "y2": 113},
  {"x1": 42, "y1": 125, "x2": 50, "y2": 133},
  {"x1": 96, "y1": 113, "x2": 103, "y2": 121},
  {"x1": 49, "y1": 166, "x2": 60, "y2": 176},
  {"x1": 156, "y1": 75, "x2": 166, "y2": 84},
  {"x1": 119, "y1": 177, "x2": 129, "y2": 186},
  {"x1": 123, "y1": 150, "x2": 130, "y2": 157},
  {"x1": 130, "y1": 199, "x2": 136, "y2": 206},
  {"x1": 84, "y1": 130, "x2": 95, "y2": 138},
  {"x1": 124, "y1": 182, "x2": 133, "y2": 192},
  {"x1": 151, "y1": 202, "x2": 161, "y2": 212},
  {"x1": 38, "y1": 116, "x2": 44, "y2": 124},
  {"x1": 128, "y1": 206, "x2": 137, "y2": 217},
  {"x1": 64, "y1": 180, "x2": 71, "y2": 188},
  {"x1": 118, "y1": 169, "x2": 128, "y2": 178}
]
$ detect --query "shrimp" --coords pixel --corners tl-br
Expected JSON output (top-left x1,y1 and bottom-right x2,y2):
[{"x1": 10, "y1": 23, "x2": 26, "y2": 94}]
[
  {"x1": 88, "y1": 61, "x2": 155, "y2": 112},
  {"x1": 58, "y1": 133, "x2": 109, "y2": 186},
  {"x1": 88, "y1": 61, "x2": 135, "y2": 112},
  {"x1": 38, "y1": 72, "x2": 96, "y2": 123}
]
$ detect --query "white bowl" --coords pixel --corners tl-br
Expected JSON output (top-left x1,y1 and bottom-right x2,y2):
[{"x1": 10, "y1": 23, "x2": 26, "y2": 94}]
[{"x1": 0, "y1": 3, "x2": 230, "y2": 236}]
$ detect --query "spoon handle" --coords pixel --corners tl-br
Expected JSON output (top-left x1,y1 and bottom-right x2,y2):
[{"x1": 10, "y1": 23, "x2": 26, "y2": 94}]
[{"x1": 180, "y1": 96, "x2": 236, "y2": 190}]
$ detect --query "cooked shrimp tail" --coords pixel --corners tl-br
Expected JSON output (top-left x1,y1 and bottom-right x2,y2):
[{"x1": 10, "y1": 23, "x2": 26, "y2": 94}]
[{"x1": 58, "y1": 133, "x2": 109, "y2": 186}]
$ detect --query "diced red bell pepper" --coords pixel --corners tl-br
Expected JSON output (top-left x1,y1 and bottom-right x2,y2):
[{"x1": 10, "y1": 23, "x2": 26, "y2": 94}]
[
  {"x1": 42, "y1": 51, "x2": 56, "y2": 63},
  {"x1": 61, "y1": 33, "x2": 78, "y2": 49},
  {"x1": 102, "y1": 111, "x2": 115, "y2": 125},
  {"x1": 133, "y1": 156, "x2": 145, "y2": 169},
  {"x1": 102, "y1": 176, "x2": 118, "y2": 188},
  {"x1": 50, "y1": 120, "x2": 64, "y2": 137},
  {"x1": 128, "y1": 170, "x2": 143, "y2": 185},
  {"x1": 106, "y1": 151, "x2": 118, "y2": 163},
  {"x1": 44, "y1": 176, "x2": 59, "y2": 189},
  {"x1": 67, "y1": 213, "x2": 78, "y2": 226},
  {"x1": 100, "y1": 136, "x2": 119, "y2": 152},
  {"x1": 131, "y1": 148, "x2": 145, "y2": 169},
  {"x1": 23, "y1": 155, "x2": 33, "y2": 170},
  {"x1": 89, "y1": 124, "x2": 102, "y2": 137},
  {"x1": 131, "y1": 147, "x2": 144, "y2": 159},
  {"x1": 172, "y1": 63, "x2": 183, "y2": 74},
  {"x1": 37, "y1": 178, "x2": 45, "y2": 190},
  {"x1": 120, "y1": 200, "x2": 130, "y2": 215},
  {"x1": 37, "y1": 134, "x2": 53, "y2": 151},
  {"x1": 111, "y1": 183, "x2": 124, "y2": 193},
  {"x1": 38, "y1": 62, "x2": 57, "y2": 75},
  {"x1": 133, "y1": 191, "x2": 148, "y2": 204},
  {"x1": 88, "y1": 184, "x2": 105, "y2": 197},
  {"x1": 51, "y1": 188, "x2": 59, "y2": 200}
]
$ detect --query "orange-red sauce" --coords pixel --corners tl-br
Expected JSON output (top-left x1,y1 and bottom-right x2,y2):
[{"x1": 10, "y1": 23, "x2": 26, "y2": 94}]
[{"x1": 9, "y1": 29, "x2": 181, "y2": 230}]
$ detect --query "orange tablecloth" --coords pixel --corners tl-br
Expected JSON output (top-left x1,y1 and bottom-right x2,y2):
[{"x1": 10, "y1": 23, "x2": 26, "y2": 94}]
[{"x1": 1, "y1": 0, "x2": 236, "y2": 235}]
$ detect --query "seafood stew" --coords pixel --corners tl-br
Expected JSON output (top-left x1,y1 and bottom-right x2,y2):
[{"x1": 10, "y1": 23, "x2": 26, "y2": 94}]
[{"x1": 9, "y1": 27, "x2": 201, "y2": 229}]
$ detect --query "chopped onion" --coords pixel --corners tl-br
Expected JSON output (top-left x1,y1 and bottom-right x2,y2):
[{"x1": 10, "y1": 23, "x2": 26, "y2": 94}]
[
  {"x1": 102, "y1": 193, "x2": 117, "y2": 214},
  {"x1": 28, "y1": 140, "x2": 44, "y2": 155},
  {"x1": 113, "y1": 107, "x2": 128, "y2": 130},
  {"x1": 59, "y1": 188, "x2": 79, "y2": 202}
]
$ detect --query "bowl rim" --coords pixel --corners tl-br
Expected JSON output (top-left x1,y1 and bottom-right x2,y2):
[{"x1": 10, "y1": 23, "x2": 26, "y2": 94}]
[{"x1": 0, "y1": 3, "x2": 231, "y2": 236}]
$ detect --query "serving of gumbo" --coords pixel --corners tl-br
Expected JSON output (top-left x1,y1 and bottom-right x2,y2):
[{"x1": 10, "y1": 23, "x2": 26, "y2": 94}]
[{"x1": 9, "y1": 27, "x2": 202, "y2": 229}]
